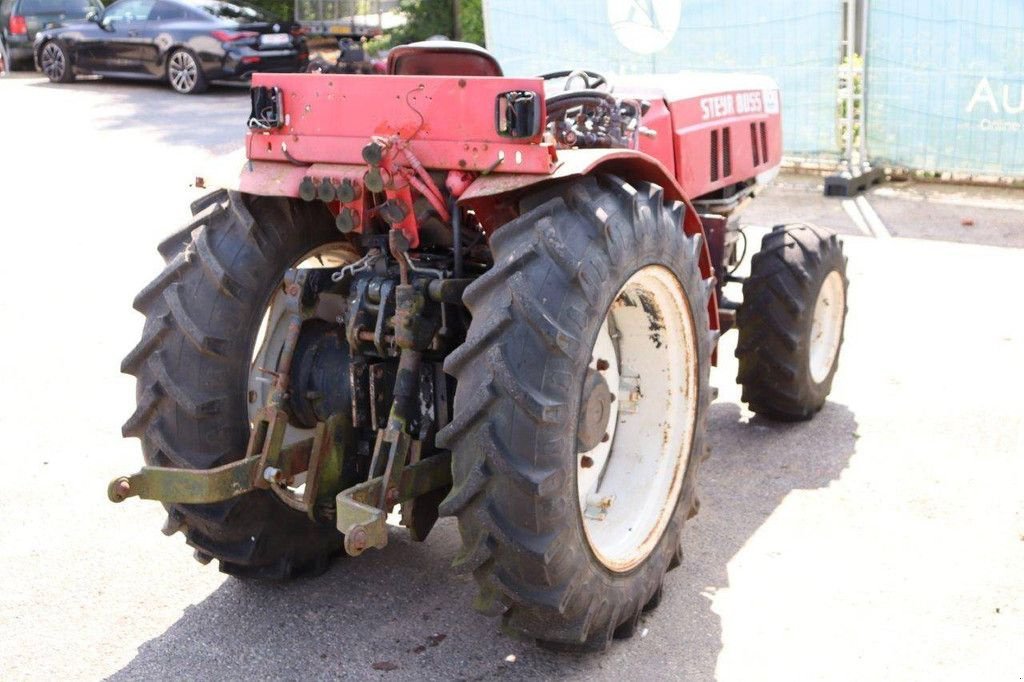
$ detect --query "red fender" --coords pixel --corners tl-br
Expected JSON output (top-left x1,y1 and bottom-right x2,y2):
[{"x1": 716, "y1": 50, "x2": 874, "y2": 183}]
[{"x1": 459, "y1": 148, "x2": 721, "y2": 335}]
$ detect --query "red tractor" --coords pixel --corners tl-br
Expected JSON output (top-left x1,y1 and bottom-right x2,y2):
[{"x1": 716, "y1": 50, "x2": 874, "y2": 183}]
[{"x1": 111, "y1": 41, "x2": 848, "y2": 651}]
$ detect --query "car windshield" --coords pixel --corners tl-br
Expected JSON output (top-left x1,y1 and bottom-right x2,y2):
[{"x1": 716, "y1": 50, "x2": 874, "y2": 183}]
[
  {"x1": 188, "y1": 0, "x2": 271, "y2": 23},
  {"x1": 18, "y1": 0, "x2": 98, "y2": 15}
]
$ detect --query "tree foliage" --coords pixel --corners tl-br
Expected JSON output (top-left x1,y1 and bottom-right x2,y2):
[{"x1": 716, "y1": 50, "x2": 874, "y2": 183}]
[
  {"x1": 241, "y1": 0, "x2": 485, "y2": 47},
  {"x1": 374, "y1": 0, "x2": 484, "y2": 49},
  {"x1": 247, "y1": 0, "x2": 294, "y2": 21}
]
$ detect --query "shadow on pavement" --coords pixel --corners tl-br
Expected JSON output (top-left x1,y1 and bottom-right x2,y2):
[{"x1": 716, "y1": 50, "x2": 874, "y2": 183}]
[
  {"x1": 667, "y1": 399, "x2": 858, "y2": 679},
  {"x1": 109, "y1": 401, "x2": 857, "y2": 681},
  {"x1": 28, "y1": 77, "x2": 247, "y2": 151}
]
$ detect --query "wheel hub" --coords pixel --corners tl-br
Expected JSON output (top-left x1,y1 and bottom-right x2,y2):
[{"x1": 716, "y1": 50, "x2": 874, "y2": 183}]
[
  {"x1": 248, "y1": 245, "x2": 355, "y2": 445},
  {"x1": 286, "y1": 320, "x2": 352, "y2": 429},
  {"x1": 576, "y1": 369, "x2": 612, "y2": 453},
  {"x1": 41, "y1": 44, "x2": 64, "y2": 80},
  {"x1": 809, "y1": 270, "x2": 846, "y2": 384},
  {"x1": 576, "y1": 265, "x2": 698, "y2": 573}
]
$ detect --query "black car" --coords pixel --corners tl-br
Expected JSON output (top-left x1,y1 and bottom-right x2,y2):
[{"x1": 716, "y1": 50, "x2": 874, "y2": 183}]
[
  {"x1": 32, "y1": 0, "x2": 308, "y2": 93},
  {"x1": 1, "y1": 0, "x2": 103, "y2": 68},
  {"x1": 1, "y1": 30, "x2": 9, "y2": 72}
]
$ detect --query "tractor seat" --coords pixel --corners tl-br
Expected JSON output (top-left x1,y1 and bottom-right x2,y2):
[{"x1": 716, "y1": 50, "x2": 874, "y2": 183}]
[{"x1": 387, "y1": 41, "x2": 503, "y2": 77}]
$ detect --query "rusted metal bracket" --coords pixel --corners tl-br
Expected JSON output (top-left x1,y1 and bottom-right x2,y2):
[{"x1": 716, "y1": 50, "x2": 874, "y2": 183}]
[
  {"x1": 108, "y1": 408, "x2": 313, "y2": 506},
  {"x1": 301, "y1": 413, "x2": 351, "y2": 521},
  {"x1": 336, "y1": 450, "x2": 452, "y2": 556},
  {"x1": 107, "y1": 455, "x2": 264, "y2": 504}
]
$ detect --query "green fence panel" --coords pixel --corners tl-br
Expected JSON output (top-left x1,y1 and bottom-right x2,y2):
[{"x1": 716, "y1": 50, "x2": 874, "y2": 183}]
[
  {"x1": 483, "y1": 0, "x2": 843, "y2": 159},
  {"x1": 867, "y1": 1, "x2": 1024, "y2": 176}
]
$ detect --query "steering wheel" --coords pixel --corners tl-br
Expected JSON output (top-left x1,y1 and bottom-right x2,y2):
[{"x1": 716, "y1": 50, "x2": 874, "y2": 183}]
[
  {"x1": 544, "y1": 90, "x2": 619, "y2": 119},
  {"x1": 538, "y1": 69, "x2": 610, "y2": 92}
]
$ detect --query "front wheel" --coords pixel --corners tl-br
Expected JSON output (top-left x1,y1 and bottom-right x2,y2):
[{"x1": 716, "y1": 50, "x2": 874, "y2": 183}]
[
  {"x1": 39, "y1": 41, "x2": 74, "y2": 83},
  {"x1": 736, "y1": 223, "x2": 849, "y2": 421},
  {"x1": 167, "y1": 48, "x2": 207, "y2": 94},
  {"x1": 439, "y1": 175, "x2": 715, "y2": 650}
]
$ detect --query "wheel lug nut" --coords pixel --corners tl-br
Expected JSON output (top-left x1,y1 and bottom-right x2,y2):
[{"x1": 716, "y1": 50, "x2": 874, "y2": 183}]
[
  {"x1": 601, "y1": 433, "x2": 610, "y2": 443},
  {"x1": 596, "y1": 358, "x2": 610, "y2": 371},
  {"x1": 580, "y1": 455, "x2": 594, "y2": 468}
]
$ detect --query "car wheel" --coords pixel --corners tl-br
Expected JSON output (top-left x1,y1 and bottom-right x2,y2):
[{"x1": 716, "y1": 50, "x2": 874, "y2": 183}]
[
  {"x1": 167, "y1": 48, "x2": 207, "y2": 94},
  {"x1": 40, "y1": 41, "x2": 75, "y2": 83}
]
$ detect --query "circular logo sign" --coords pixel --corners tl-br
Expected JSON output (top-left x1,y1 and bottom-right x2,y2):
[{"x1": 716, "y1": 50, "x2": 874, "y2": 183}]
[{"x1": 607, "y1": 0, "x2": 682, "y2": 55}]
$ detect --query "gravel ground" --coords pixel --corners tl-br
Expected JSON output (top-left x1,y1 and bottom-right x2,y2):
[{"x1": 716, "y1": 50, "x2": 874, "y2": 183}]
[{"x1": 0, "y1": 73, "x2": 1022, "y2": 681}]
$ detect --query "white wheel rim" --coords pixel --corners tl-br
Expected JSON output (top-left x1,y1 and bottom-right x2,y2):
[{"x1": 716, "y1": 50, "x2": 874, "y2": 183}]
[
  {"x1": 248, "y1": 244, "x2": 354, "y2": 446},
  {"x1": 808, "y1": 270, "x2": 845, "y2": 384},
  {"x1": 169, "y1": 52, "x2": 198, "y2": 92},
  {"x1": 577, "y1": 265, "x2": 699, "y2": 573}
]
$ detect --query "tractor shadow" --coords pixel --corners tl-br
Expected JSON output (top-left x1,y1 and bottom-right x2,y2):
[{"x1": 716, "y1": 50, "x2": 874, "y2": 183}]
[{"x1": 109, "y1": 400, "x2": 857, "y2": 681}]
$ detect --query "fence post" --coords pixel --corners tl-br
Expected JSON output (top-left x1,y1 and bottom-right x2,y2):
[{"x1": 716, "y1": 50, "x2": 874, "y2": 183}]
[
  {"x1": 858, "y1": 0, "x2": 872, "y2": 174},
  {"x1": 824, "y1": 0, "x2": 885, "y2": 196},
  {"x1": 843, "y1": 0, "x2": 855, "y2": 174}
]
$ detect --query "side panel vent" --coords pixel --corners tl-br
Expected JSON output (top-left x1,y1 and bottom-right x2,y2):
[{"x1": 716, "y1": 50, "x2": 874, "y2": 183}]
[
  {"x1": 722, "y1": 126, "x2": 732, "y2": 178},
  {"x1": 750, "y1": 122, "x2": 760, "y2": 166},
  {"x1": 710, "y1": 129, "x2": 719, "y2": 182},
  {"x1": 759, "y1": 121, "x2": 769, "y2": 165}
]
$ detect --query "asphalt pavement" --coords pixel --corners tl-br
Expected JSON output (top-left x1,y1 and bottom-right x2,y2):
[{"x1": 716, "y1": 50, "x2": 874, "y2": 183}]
[{"x1": 0, "y1": 73, "x2": 1021, "y2": 681}]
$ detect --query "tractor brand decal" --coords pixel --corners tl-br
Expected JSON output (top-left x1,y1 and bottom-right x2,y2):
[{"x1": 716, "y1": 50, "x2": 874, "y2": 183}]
[
  {"x1": 700, "y1": 94, "x2": 734, "y2": 120},
  {"x1": 735, "y1": 91, "x2": 763, "y2": 114},
  {"x1": 607, "y1": 0, "x2": 683, "y2": 55},
  {"x1": 700, "y1": 90, "x2": 770, "y2": 121}
]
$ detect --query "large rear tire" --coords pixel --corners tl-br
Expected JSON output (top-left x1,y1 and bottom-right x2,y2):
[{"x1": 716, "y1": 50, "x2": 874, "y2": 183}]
[
  {"x1": 735, "y1": 223, "x2": 849, "y2": 421},
  {"x1": 439, "y1": 175, "x2": 715, "y2": 650},
  {"x1": 122, "y1": 190, "x2": 353, "y2": 577}
]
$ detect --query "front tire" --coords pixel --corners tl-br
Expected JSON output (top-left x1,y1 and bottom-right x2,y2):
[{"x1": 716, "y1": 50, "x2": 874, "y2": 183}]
[
  {"x1": 736, "y1": 223, "x2": 849, "y2": 421},
  {"x1": 438, "y1": 175, "x2": 715, "y2": 650},
  {"x1": 167, "y1": 48, "x2": 207, "y2": 94},
  {"x1": 39, "y1": 41, "x2": 74, "y2": 83}
]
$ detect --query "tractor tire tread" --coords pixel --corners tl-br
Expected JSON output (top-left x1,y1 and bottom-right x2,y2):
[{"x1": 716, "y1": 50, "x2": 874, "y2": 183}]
[
  {"x1": 735, "y1": 223, "x2": 848, "y2": 421},
  {"x1": 122, "y1": 189, "x2": 349, "y2": 578},
  {"x1": 441, "y1": 175, "x2": 714, "y2": 647}
]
